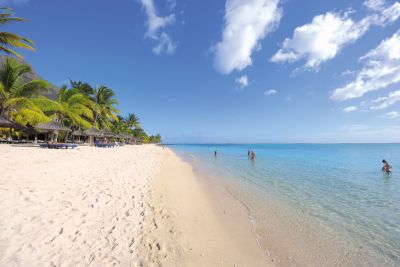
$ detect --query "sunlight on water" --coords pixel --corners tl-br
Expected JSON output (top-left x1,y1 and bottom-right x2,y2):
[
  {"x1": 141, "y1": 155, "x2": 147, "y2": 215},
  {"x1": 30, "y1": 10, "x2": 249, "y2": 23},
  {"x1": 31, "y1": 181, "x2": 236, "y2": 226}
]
[{"x1": 170, "y1": 144, "x2": 400, "y2": 266}]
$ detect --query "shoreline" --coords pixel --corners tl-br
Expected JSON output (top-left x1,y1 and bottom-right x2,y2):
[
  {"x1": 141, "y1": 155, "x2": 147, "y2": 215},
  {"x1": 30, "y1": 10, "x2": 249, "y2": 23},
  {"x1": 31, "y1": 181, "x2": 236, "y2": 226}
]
[
  {"x1": 166, "y1": 147, "x2": 382, "y2": 266},
  {"x1": 144, "y1": 147, "x2": 272, "y2": 266}
]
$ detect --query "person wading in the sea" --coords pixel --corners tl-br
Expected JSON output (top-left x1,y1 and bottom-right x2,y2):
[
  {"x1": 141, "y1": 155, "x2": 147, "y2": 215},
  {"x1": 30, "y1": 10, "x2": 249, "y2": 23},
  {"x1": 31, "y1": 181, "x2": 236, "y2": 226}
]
[
  {"x1": 250, "y1": 150, "x2": 256, "y2": 160},
  {"x1": 382, "y1": 159, "x2": 392, "y2": 174}
]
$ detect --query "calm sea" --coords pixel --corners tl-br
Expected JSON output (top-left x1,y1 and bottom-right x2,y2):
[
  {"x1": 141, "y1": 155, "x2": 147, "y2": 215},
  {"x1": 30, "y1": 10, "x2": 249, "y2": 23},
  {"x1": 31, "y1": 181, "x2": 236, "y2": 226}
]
[{"x1": 168, "y1": 144, "x2": 400, "y2": 266}]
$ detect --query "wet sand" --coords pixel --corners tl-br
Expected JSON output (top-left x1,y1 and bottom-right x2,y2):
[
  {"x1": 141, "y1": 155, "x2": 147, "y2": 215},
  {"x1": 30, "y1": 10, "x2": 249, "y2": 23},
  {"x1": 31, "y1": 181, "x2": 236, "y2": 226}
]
[{"x1": 142, "y1": 148, "x2": 272, "y2": 266}]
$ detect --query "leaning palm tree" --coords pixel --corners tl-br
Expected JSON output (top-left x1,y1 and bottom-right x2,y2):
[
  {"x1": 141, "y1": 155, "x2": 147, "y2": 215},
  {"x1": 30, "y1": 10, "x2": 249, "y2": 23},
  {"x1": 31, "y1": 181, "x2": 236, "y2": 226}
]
[
  {"x1": 0, "y1": 57, "x2": 53, "y2": 125},
  {"x1": 49, "y1": 86, "x2": 94, "y2": 130},
  {"x1": 0, "y1": 8, "x2": 34, "y2": 58},
  {"x1": 92, "y1": 85, "x2": 119, "y2": 129}
]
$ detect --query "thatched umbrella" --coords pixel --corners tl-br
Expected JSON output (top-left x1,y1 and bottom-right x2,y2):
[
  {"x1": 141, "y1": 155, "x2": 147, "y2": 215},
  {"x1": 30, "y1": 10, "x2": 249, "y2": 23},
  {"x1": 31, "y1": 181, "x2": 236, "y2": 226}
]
[
  {"x1": 84, "y1": 127, "x2": 103, "y2": 144},
  {"x1": 122, "y1": 134, "x2": 132, "y2": 139},
  {"x1": 72, "y1": 129, "x2": 84, "y2": 136},
  {"x1": 84, "y1": 127, "x2": 103, "y2": 137},
  {"x1": 0, "y1": 115, "x2": 17, "y2": 128},
  {"x1": 0, "y1": 115, "x2": 23, "y2": 140},
  {"x1": 35, "y1": 121, "x2": 71, "y2": 132},
  {"x1": 134, "y1": 137, "x2": 143, "y2": 145},
  {"x1": 35, "y1": 121, "x2": 71, "y2": 142},
  {"x1": 101, "y1": 129, "x2": 115, "y2": 138},
  {"x1": 71, "y1": 129, "x2": 84, "y2": 142},
  {"x1": 120, "y1": 134, "x2": 133, "y2": 144},
  {"x1": 18, "y1": 123, "x2": 37, "y2": 142}
]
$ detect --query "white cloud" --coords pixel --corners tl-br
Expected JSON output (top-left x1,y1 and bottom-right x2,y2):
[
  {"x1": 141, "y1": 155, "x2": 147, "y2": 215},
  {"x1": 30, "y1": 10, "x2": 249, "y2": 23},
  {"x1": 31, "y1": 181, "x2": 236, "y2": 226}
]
[
  {"x1": 140, "y1": 0, "x2": 175, "y2": 38},
  {"x1": 367, "y1": 2, "x2": 400, "y2": 26},
  {"x1": 271, "y1": 12, "x2": 367, "y2": 69},
  {"x1": 364, "y1": 0, "x2": 385, "y2": 11},
  {"x1": 264, "y1": 89, "x2": 277, "y2": 96},
  {"x1": 152, "y1": 32, "x2": 176, "y2": 54},
  {"x1": 285, "y1": 96, "x2": 292, "y2": 101},
  {"x1": 139, "y1": 0, "x2": 176, "y2": 55},
  {"x1": 343, "y1": 106, "x2": 358, "y2": 112},
  {"x1": 271, "y1": 1, "x2": 400, "y2": 70},
  {"x1": 331, "y1": 30, "x2": 400, "y2": 101},
  {"x1": 213, "y1": 0, "x2": 282, "y2": 74},
  {"x1": 167, "y1": 0, "x2": 177, "y2": 11},
  {"x1": 235, "y1": 75, "x2": 249, "y2": 88},
  {"x1": 371, "y1": 90, "x2": 400, "y2": 110},
  {"x1": 340, "y1": 69, "x2": 356, "y2": 77},
  {"x1": 383, "y1": 111, "x2": 400, "y2": 118}
]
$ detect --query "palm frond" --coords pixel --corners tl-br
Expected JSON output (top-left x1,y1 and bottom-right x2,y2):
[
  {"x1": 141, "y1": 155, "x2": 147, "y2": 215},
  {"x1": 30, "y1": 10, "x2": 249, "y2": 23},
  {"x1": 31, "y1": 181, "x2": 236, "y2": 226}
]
[
  {"x1": 0, "y1": 32, "x2": 34, "y2": 50},
  {"x1": 32, "y1": 96, "x2": 61, "y2": 112},
  {"x1": 15, "y1": 79, "x2": 49, "y2": 97},
  {"x1": 15, "y1": 107, "x2": 49, "y2": 125}
]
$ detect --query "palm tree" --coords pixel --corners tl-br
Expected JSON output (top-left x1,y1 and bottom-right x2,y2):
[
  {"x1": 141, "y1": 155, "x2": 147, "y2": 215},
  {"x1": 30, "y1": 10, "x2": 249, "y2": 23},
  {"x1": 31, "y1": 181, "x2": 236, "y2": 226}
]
[
  {"x1": 148, "y1": 134, "x2": 161, "y2": 143},
  {"x1": 92, "y1": 85, "x2": 119, "y2": 129},
  {"x1": 111, "y1": 115, "x2": 129, "y2": 134},
  {"x1": 0, "y1": 8, "x2": 34, "y2": 58},
  {"x1": 69, "y1": 80, "x2": 95, "y2": 97},
  {"x1": 126, "y1": 113, "x2": 140, "y2": 129},
  {"x1": 132, "y1": 127, "x2": 147, "y2": 139},
  {"x1": 0, "y1": 57, "x2": 53, "y2": 125},
  {"x1": 49, "y1": 86, "x2": 93, "y2": 129}
]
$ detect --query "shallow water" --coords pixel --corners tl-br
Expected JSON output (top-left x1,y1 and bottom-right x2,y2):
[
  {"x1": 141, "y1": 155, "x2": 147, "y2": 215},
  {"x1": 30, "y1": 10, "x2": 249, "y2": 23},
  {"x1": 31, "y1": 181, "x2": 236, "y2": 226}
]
[{"x1": 169, "y1": 144, "x2": 400, "y2": 266}]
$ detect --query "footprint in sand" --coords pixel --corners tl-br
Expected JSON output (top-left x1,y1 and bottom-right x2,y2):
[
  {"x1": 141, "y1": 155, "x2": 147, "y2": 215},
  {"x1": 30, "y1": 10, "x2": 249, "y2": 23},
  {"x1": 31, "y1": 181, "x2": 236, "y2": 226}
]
[{"x1": 61, "y1": 200, "x2": 72, "y2": 207}]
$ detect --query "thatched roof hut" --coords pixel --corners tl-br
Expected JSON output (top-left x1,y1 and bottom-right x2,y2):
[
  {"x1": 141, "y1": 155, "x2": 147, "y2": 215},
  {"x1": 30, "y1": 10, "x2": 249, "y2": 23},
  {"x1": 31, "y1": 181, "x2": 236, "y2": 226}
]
[
  {"x1": 101, "y1": 129, "x2": 115, "y2": 137},
  {"x1": 119, "y1": 133, "x2": 132, "y2": 139},
  {"x1": 19, "y1": 123, "x2": 37, "y2": 135},
  {"x1": 84, "y1": 127, "x2": 103, "y2": 137},
  {"x1": 0, "y1": 115, "x2": 18, "y2": 128},
  {"x1": 35, "y1": 121, "x2": 71, "y2": 132},
  {"x1": 71, "y1": 129, "x2": 84, "y2": 136}
]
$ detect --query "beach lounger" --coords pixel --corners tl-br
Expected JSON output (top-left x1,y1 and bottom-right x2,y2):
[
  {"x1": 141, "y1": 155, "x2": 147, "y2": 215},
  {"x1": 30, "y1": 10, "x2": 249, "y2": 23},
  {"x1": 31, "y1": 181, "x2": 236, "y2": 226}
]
[
  {"x1": 39, "y1": 143, "x2": 77, "y2": 149},
  {"x1": 95, "y1": 143, "x2": 115, "y2": 148}
]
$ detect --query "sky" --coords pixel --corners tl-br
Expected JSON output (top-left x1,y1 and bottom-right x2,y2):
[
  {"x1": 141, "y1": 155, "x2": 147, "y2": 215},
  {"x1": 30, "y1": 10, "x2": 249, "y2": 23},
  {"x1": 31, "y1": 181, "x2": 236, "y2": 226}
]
[{"x1": 1, "y1": 0, "x2": 400, "y2": 143}]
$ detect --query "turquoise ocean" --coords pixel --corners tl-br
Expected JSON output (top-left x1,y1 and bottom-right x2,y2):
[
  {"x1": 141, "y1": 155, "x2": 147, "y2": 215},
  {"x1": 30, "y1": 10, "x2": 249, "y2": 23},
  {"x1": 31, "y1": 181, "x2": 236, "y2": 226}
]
[{"x1": 168, "y1": 144, "x2": 400, "y2": 266}]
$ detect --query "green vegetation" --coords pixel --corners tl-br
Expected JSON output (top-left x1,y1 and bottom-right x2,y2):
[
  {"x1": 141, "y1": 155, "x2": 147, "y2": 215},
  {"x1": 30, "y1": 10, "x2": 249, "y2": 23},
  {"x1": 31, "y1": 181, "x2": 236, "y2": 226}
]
[
  {"x1": 0, "y1": 8, "x2": 161, "y2": 143},
  {"x1": 0, "y1": 8, "x2": 35, "y2": 58},
  {"x1": 0, "y1": 57, "x2": 52, "y2": 125}
]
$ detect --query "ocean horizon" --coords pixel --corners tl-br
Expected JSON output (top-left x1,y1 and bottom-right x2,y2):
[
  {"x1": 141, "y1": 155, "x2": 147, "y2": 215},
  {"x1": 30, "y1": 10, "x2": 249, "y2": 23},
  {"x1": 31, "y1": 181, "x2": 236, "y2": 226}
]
[{"x1": 169, "y1": 143, "x2": 400, "y2": 266}]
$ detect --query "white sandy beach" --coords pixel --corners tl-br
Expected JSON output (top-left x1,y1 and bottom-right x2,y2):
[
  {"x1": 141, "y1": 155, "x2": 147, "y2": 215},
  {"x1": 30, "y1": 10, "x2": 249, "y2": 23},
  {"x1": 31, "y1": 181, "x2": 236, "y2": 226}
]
[{"x1": 0, "y1": 144, "x2": 271, "y2": 266}]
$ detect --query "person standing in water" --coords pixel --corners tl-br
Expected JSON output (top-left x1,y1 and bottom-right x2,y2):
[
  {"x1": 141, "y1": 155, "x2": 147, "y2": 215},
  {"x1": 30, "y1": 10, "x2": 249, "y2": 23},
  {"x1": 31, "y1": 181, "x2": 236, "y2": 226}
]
[
  {"x1": 250, "y1": 150, "x2": 256, "y2": 160},
  {"x1": 214, "y1": 150, "x2": 218, "y2": 157},
  {"x1": 382, "y1": 159, "x2": 392, "y2": 173},
  {"x1": 248, "y1": 149, "x2": 251, "y2": 157}
]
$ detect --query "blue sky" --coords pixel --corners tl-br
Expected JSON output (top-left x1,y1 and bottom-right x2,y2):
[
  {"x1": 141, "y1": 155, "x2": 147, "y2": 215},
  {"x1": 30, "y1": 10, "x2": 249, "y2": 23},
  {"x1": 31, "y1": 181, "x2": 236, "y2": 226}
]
[{"x1": 2, "y1": 0, "x2": 400, "y2": 143}]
